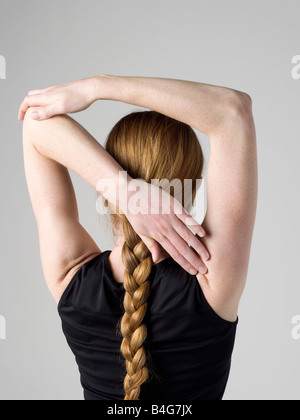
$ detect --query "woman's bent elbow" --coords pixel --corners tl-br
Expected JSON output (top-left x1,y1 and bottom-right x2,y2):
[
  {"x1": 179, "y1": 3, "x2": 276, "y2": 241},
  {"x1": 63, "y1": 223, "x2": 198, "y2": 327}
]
[{"x1": 230, "y1": 90, "x2": 253, "y2": 116}]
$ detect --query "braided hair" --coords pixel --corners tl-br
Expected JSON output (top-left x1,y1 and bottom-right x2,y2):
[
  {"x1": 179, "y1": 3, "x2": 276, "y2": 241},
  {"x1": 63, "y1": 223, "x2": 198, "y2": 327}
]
[
  {"x1": 104, "y1": 110, "x2": 204, "y2": 400},
  {"x1": 120, "y1": 220, "x2": 152, "y2": 400}
]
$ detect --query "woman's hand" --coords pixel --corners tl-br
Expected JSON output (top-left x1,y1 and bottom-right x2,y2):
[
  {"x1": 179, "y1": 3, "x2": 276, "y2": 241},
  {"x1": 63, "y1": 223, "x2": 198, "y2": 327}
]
[
  {"x1": 116, "y1": 179, "x2": 210, "y2": 275},
  {"x1": 18, "y1": 78, "x2": 97, "y2": 121}
]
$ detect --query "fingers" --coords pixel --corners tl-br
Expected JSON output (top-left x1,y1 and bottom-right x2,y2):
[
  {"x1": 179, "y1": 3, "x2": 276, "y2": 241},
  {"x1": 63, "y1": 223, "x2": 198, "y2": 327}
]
[
  {"x1": 139, "y1": 234, "x2": 161, "y2": 264},
  {"x1": 18, "y1": 94, "x2": 49, "y2": 121},
  {"x1": 171, "y1": 216, "x2": 210, "y2": 263},
  {"x1": 173, "y1": 201, "x2": 206, "y2": 238},
  {"x1": 18, "y1": 89, "x2": 59, "y2": 120},
  {"x1": 18, "y1": 94, "x2": 60, "y2": 121},
  {"x1": 159, "y1": 224, "x2": 208, "y2": 275},
  {"x1": 28, "y1": 86, "x2": 55, "y2": 96},
  {"x1": 29, "y1": 103, "x2": 60, "y2": 120},
  {"x1": 157, "y1": 235, "x2": 203, "y2": 275}
]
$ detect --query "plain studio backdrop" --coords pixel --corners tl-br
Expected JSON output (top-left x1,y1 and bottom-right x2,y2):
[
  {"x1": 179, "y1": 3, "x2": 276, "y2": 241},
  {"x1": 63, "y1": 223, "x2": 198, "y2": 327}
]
[{"x1": 0, "y1": 0, "x2": 299, "y2": 400}]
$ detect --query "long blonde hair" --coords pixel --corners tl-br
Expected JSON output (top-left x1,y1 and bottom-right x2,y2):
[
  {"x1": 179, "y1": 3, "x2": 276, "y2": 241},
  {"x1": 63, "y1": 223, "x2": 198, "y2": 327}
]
[{"x1": 104, "y1": 111, "x2": 204, "y2": 400}]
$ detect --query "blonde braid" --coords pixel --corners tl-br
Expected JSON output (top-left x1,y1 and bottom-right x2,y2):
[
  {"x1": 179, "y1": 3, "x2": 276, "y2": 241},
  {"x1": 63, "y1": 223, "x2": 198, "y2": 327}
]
[{"x1": 120, "y1": 220, "x2": 153, "y2": 400}]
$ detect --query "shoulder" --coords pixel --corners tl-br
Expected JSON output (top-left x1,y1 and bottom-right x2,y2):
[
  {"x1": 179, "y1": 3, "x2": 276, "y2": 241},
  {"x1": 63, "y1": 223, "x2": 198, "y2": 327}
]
[
  {"x1": 158, "y1": 259, "x2": 239, "y2": 323},
  {"x1": 196, "y1": 271, "x2": 240, "y2": 323},
  {"x1": 149, "y1": 258, "x2": 238, "y2": 325},
  {"x1": 54, "y1": 251, "x2": 103, "y2": 305}
]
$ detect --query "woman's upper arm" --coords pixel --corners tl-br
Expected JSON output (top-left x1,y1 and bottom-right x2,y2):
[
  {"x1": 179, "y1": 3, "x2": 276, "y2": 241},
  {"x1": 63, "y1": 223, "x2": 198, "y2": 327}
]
[
  {"x1": 23, "y1": 126, "x2": 101, "y2": 302},
  {"x1": 197, "y1": 93, "x2": 258, "y2": 320}
]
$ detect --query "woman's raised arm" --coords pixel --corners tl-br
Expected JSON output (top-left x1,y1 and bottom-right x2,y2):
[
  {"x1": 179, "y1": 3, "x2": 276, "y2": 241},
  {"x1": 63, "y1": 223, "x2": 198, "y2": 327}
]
[
  {"x1": 92, "y1": 74, "x2": 249, "y2": 137},
  {"x1": 91, "y1": 75, "x2": 257, "y2": 321},
  {"x1": 19, "y1": 77, "x2": 212, "y2": 278}
]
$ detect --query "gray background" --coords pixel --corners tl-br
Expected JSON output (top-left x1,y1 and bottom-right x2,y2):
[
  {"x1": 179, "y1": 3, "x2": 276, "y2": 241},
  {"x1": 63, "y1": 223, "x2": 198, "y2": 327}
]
[{"x1": 0, "y1": 0, "x2": 299, "y2": 400}]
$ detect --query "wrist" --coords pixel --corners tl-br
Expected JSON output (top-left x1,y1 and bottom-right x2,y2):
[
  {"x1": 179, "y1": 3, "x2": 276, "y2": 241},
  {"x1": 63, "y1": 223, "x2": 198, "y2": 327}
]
[
  {"x1": 97, "y1": 169, "x2": 134, "y2": 215},
  {"x1": 90, "y1": 74, "x2": 116, "y2": 102},
  {"x1": 116, "y1": 171, "x2": 134, "y2": 215},
  {"x1": 91, "y1": 74, "x2": 133, "y2": 104},
  {"x1": 85, "y1": 76, "x2": 102, "y2": 103}
]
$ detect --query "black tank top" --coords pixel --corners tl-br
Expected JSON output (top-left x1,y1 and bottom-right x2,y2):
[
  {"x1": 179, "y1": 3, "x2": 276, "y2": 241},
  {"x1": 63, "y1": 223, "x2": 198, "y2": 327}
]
[{"x1": 58, "y1": 250, "x2": 238, "y2": 400}]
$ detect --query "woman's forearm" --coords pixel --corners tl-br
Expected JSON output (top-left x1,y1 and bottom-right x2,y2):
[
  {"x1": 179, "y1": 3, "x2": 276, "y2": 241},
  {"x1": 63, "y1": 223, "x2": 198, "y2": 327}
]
[
  {"x1": 23, "y1": 109, "x2": 132, "y2": 211},
  {"x1": 93, "y1": 74, "x2": 249, "y2": 136}
]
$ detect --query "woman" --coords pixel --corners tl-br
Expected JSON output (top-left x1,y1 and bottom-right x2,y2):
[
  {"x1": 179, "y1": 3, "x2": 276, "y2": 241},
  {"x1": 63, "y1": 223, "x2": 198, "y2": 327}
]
[{"x1": 19, "y1": 74, "x2": 257, "y2": 400}]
